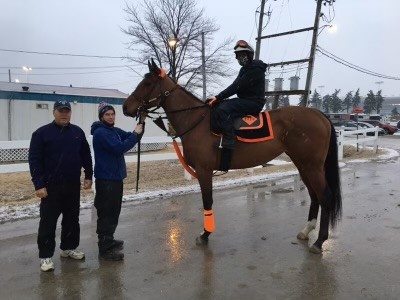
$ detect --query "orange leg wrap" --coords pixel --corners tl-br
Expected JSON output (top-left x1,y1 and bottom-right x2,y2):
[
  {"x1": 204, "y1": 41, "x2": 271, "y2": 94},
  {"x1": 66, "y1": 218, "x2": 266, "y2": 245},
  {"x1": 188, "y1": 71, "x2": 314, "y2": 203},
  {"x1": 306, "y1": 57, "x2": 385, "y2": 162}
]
[{"x1": 203, "y1": 209, "x2": 216, "y2": 233}]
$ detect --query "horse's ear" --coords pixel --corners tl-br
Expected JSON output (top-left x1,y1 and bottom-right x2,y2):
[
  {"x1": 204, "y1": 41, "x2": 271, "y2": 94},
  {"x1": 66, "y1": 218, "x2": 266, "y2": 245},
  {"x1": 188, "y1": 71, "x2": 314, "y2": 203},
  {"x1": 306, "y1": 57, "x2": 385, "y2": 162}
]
[
  {"x1": 151, "y1": 58, "x2": 160, "y2": 71},
  {"x1": 147, "y1": 60, "x2": 152, "y2": 72}
]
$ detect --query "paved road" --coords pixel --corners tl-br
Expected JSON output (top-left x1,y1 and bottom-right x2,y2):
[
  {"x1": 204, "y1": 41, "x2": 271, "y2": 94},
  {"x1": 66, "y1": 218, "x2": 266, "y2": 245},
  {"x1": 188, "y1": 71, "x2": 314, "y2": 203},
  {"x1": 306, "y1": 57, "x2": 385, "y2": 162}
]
[{"x1": 0, "y1": 136, "x2": 399, "y2": 299}]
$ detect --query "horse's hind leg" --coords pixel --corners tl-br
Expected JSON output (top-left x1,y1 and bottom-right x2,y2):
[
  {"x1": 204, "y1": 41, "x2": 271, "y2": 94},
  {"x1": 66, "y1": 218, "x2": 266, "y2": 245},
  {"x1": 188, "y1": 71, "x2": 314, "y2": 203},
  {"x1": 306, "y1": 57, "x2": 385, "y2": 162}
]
[
  {"x1": 303, "y1": 169, "x2": 331, "y2": 253},
  {"x1": 297, "y1": 187, "x2": 319, "y2": 241},
  {"x1": 296, "y1": 171, "x2": 318, "y2": 240},
  {"x1": 195, "y1": 168, "x2": 214, "y2": 246}
]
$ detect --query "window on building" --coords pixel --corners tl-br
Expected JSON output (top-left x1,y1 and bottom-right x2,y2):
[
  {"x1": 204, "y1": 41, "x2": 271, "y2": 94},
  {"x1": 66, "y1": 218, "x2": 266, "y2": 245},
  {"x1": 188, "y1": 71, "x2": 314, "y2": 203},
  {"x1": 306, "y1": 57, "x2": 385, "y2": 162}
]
[{"x1": 36, "y1": 103, "x2": 49, "y2": 109}]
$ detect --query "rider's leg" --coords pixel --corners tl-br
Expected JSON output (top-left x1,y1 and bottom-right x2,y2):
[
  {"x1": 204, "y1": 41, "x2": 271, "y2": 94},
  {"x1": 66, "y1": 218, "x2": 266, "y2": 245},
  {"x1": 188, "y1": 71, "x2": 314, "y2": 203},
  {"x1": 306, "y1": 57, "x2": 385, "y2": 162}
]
[{"x1": 215, "y1": 98, "x2": 264, "y2": 146}]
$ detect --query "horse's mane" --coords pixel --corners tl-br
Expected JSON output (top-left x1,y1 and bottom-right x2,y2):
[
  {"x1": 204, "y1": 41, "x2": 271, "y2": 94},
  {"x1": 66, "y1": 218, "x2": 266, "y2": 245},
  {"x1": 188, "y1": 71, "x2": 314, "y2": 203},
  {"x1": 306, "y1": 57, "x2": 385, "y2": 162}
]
[{"x1": 145, "y1": 72, "x2": 206, "y2": 105}]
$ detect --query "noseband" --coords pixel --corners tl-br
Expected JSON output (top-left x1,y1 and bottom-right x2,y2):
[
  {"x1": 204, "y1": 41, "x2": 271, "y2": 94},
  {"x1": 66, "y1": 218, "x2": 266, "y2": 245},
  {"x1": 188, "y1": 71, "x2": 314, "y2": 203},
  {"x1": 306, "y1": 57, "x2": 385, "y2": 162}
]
[{"x1": 132, "y1": 78, "x2": 179, "y2": 117}]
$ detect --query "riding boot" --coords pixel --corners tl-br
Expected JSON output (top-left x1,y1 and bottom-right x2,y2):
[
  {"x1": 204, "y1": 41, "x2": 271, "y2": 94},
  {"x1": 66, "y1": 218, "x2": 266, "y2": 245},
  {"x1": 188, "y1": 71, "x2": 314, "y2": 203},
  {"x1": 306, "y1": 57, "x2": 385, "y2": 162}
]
[{"x1": 219, "y1": 131, "x2": 235, "y2": 171}]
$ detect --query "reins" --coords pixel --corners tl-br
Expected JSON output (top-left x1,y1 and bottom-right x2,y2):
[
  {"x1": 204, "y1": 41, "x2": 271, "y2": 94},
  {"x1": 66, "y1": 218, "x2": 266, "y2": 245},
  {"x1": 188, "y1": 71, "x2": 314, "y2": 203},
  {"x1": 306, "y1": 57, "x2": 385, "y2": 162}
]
[
  {"x1": 136, "y1": 81, "x2": 208, "y2": 139},
  {"x1": 132, "y1": 72, "x2": 214, "y2": 182}
]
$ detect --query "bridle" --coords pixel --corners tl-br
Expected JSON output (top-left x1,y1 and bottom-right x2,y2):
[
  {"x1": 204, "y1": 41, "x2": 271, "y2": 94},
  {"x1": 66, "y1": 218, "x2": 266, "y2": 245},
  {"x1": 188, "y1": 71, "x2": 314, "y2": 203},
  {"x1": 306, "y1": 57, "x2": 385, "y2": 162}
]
[{"x1": 131, "y1": 75, "x2": 208, "y2": 139}]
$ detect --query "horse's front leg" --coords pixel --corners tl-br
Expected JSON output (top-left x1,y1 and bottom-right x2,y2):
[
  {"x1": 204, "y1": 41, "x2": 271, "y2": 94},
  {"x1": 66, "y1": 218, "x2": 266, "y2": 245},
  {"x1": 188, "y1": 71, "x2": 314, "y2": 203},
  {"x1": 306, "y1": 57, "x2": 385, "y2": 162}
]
[{"x1": 195, "y1": 167, "x2": 214, "y2": 246}]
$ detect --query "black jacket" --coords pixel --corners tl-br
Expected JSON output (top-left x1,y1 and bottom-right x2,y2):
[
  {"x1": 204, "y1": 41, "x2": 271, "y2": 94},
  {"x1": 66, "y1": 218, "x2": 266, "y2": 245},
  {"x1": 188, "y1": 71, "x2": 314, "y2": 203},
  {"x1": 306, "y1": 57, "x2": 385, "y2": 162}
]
[
  {"x1": 216, "y1": 59, "x2": 267, "y2": 103},
  {"x1": 28, "y1": 121, "x2": 93, "y2": 190}
]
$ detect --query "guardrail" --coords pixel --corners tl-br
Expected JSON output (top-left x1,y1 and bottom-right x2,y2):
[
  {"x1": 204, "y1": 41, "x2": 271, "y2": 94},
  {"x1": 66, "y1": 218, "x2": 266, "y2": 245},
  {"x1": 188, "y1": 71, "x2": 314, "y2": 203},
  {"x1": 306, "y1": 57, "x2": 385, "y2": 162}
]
[{"x1": 336, "y1": 126, "x2": 379, "y2": 160}]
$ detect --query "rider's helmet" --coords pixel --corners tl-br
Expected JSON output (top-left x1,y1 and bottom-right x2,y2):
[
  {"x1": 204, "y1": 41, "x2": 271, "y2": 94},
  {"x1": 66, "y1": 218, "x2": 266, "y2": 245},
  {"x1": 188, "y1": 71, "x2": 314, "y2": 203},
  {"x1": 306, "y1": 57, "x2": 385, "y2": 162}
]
[
  {"x1": 234, "y1": 40, "x2": 254, "y2": 56},
  {"x1": 234, "y1": 40, "x2": 254, "y2": 65}
]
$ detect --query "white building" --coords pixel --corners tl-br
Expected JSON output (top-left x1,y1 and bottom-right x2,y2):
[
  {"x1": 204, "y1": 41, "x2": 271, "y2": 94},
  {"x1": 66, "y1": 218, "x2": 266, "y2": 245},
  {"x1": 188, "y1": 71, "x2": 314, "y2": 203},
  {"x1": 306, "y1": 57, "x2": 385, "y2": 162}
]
[{"x1": 0, "y1": 82, "x2": 164, "y2": 141}]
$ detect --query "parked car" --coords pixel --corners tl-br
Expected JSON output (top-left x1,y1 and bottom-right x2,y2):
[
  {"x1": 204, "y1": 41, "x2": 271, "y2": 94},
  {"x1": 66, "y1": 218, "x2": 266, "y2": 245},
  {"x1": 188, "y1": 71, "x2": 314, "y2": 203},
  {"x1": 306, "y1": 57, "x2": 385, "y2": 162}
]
[
  {"x1": 356, "y1": 121, "x2": 385, "y2": 136},
  {"x1": 334, "y1": 121, "x2": 385, "y2": 136},
  {"x1": 362, "y1": 120, "x2": 398, "y2": 135}
]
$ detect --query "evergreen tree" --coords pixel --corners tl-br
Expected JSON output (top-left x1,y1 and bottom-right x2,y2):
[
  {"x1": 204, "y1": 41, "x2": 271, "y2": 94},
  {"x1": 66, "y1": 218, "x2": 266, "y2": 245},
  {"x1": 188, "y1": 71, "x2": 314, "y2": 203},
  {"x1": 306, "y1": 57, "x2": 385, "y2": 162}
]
[
  {"x1": 391, "y1": 106, "x2": 399, "y2": 116},
  {"x1": 279, "y1": 95, "x2": 290, "y2": 107},
  {"x1": 376, "y1": 90, "x2": 384, "y2": 114},
  {"x1": 322, "y1": 94, "x2": 332, "y2": 113},
  {"x1": 342, "y1": 91, "x2": 353, "y2": 113},
  {"x1": 330, "y1": 89, "x2": 342, "y2": 113},
  {"x1": 352, "y1": 88, "x2": 361, "y2": 108},
  {"x1": 298, "y1": 94, "x2": 307, "y2": 106},
  {"x1": 363, "y1": 90, "x2": 375, "y2": 114},
  {"x1": 264, "y1": 96, "x2": 273, "y2": 110},
  {"x1": 310, "y1": 89, "x2": 322, "y2": 110}
]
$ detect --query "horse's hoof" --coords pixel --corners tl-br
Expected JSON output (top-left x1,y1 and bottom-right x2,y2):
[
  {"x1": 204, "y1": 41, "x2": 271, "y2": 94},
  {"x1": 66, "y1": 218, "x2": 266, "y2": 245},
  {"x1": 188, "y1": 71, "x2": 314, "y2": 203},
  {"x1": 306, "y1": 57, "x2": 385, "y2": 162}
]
[
  {"x1": 195, "y1": 235, "x2": 208, "y2": 246},
  {"x1": 297, "y1": 232, "x2": 309, "y2": 240},
  {"x1": 309, "y1": 245, "x2": 322, "y2": 254}
]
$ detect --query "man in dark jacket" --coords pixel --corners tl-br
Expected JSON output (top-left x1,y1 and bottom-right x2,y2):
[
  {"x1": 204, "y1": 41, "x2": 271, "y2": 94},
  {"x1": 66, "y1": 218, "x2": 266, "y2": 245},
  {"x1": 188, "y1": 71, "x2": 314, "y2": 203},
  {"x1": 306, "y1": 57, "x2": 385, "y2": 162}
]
[
  {"x1": 207, "y1": 40, "x2": 267, "y2": 170},
  {"x1": 29, "y1": 100, "x2": 93, "y2": 272},
  {"x1": 91, "y1": 102, "x2": 143, "y2": 261}
]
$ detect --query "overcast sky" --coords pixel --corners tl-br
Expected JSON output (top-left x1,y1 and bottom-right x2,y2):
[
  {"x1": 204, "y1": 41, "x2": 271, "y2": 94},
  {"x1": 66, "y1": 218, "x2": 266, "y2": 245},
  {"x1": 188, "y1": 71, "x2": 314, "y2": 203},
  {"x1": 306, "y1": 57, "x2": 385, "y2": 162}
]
[{"x1": 1, "y1": 0, "x2": 399, "y2": 98}]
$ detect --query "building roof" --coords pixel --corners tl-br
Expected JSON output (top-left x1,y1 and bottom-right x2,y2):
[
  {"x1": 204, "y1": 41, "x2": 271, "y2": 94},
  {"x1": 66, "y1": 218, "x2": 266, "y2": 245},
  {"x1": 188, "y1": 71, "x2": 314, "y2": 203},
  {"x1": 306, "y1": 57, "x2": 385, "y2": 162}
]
[{"x1": 0, "y1": 81, "x2": 128, "y2": 98}]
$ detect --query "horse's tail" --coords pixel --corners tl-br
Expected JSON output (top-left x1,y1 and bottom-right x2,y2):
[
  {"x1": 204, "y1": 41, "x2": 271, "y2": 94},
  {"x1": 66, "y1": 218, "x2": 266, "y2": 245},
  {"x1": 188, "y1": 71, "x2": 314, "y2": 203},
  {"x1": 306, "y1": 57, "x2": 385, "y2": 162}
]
[{"x1": 324, "y1": 121, "x2": 342, "y2": 228}]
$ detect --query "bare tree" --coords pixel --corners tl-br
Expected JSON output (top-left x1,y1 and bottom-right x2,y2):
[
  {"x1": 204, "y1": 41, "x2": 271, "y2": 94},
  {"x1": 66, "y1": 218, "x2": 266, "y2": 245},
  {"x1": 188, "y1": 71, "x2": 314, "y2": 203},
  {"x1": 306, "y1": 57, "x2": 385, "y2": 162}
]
[{"x1": 122, "y1": 0, "x2": 233, "y2": 95}]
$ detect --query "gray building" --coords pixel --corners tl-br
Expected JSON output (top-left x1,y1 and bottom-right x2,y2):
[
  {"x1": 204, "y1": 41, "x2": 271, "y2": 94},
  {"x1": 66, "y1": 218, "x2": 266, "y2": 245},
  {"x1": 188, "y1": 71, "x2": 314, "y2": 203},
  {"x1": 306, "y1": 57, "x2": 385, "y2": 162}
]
[
  {"x1": 380, "y1": 96, "x2": 400, "y2": 115},
  {"x1": 0, "y1": 82, "x2": 163, "y2": 141}
]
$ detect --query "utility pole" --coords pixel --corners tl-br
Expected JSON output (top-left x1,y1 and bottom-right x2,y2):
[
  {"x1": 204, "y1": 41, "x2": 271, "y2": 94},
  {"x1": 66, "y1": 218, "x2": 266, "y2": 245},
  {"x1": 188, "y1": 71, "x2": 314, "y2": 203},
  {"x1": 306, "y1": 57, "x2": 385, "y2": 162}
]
[
  {"x1": 304, "y1": 0, "x2": 323, "y2": 106},
  {"x1": 255, "y1": 0, "x2": 266, "y2": 60},
  {"x1": 256, "y1": 0, "x2": 332, "y2": 109},
  {"x1": 201, "y1": 32, "x2": 207, "y2": 100},
  {"x1": 8, "y1": 69, "x2": 11, "y2": 82}
]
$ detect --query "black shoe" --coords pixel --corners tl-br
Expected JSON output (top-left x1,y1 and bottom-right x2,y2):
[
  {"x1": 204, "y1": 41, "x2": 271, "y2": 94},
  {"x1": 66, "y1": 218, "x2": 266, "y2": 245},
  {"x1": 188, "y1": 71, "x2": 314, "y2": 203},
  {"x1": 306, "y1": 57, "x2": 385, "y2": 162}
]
[
  {"x1": 99, "y1": 249, "x2": 124, "y2": 261},
  {"x1": 111, "y1": 239, "x2": 124, "y2": 251}
]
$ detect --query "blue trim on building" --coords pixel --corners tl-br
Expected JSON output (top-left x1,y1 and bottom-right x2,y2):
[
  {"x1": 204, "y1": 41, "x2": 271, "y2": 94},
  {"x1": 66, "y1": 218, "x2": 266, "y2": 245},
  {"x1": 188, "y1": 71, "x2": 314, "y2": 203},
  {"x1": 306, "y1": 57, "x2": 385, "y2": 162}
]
[{"x1": 0, "y1": 91, "x2": 125, "y2": 105}]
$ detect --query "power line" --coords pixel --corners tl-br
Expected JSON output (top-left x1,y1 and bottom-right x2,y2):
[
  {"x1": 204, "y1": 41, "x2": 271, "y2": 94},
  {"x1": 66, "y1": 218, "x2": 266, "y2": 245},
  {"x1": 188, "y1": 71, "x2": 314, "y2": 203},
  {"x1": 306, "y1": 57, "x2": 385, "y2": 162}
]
[
  {"x1": 317, "y1": 46, "x2": 400, "y2": 80},
  {"x1": 0, "y1": 48, "x2": 125, "y2": 59},
  {"x1": 0, "y1": 64, "x2": 139, "y2": 70},
  {"x1": 1, "y1": 69, "x2": 140, "y2": 76}
]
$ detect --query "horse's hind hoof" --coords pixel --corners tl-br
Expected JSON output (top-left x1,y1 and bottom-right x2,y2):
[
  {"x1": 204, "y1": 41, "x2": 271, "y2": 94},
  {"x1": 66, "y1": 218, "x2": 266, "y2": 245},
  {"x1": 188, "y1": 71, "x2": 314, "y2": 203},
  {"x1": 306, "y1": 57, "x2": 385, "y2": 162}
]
[
  {"x1": 195, "y1": 234, "x2": 209, "y2": 246},
  {"x1": 309, "y1": 245, "x2": 322, "y2": 254},
  {"x1": 297, "y1": 232, "x2": 309, "y2": 240}
]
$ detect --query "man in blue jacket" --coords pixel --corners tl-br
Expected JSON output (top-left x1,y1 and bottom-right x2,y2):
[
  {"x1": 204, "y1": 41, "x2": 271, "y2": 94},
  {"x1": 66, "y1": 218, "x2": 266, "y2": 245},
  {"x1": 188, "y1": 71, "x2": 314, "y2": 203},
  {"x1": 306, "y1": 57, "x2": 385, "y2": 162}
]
[
  {"x1": 29, "y1": 100, "x2": 93, "y2": 272},
  {"x1": 91, "y1": 102, "x2": 143, "y2": 260}
]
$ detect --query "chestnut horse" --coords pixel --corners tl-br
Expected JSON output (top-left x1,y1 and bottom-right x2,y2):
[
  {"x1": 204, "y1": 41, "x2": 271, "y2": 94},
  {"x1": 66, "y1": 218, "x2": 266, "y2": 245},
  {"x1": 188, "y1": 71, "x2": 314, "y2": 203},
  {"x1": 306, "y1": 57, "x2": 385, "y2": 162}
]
[{"x1": 123, "y1": 60, "x2": 342, "y2": 253}]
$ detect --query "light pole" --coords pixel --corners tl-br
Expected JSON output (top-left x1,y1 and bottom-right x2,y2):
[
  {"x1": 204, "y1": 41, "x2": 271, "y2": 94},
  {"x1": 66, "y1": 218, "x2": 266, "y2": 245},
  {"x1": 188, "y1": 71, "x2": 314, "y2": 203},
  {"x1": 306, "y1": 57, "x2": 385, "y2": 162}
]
[
  {"x1": 168, "y1": 37, "x2": 179, "y2": 82},
  {"x1": 22, "y1": 66, "x2": 32, "y2": 83},
  {"x1": 375, "y1": 81, "x2": 384, "y2": 91}
]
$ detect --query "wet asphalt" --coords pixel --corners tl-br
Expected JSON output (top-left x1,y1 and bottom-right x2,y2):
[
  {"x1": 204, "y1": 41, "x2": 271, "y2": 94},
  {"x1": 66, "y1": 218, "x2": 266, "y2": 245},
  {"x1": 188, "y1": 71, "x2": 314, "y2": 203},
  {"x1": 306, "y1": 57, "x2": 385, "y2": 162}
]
[{"x1": 0, "y1": 136, "x2": 400, "y2": 299}]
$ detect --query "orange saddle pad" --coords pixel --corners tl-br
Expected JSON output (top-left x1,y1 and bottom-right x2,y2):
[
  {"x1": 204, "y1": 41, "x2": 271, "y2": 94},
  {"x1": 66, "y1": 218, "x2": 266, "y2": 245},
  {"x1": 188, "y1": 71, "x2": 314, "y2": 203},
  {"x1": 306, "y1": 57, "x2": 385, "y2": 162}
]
[{"x1": 233, "y1": 111, "x2": 274, "y2": 143}]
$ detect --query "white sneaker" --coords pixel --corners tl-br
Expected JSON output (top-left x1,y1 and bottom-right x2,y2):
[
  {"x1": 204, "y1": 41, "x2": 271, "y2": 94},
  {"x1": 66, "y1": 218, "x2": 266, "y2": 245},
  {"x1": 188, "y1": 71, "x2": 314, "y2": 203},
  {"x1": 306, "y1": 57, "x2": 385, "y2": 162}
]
[
  {"x1": 40, "y1": 258, "x2": 54, "y2": 272},
  {"x1": 60, "y1": 249, "x2": 85, "y2": 260}
]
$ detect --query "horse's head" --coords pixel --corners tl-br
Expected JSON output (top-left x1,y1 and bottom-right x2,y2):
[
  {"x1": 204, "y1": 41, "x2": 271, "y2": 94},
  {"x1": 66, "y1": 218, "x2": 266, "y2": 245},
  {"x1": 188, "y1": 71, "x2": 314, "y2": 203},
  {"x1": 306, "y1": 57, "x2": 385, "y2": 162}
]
[{"x1": 123, "y1": 59, "x2": 175, "y2": 118}]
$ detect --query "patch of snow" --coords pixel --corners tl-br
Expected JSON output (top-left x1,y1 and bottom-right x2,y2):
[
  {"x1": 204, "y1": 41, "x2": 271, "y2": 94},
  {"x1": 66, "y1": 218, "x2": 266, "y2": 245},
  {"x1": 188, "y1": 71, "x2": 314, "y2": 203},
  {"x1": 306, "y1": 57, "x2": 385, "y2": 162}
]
[{"x1": 376, "y1": 147, "x2": 399, "y2": 160}]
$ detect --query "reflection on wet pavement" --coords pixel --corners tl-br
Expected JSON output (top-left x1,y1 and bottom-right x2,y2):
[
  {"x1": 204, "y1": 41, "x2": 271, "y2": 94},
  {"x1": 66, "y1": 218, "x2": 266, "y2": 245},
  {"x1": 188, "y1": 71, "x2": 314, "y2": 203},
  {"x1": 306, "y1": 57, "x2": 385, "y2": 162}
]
[{"x1": 1, "y1": 149, "x2": 400, "y2": 298}]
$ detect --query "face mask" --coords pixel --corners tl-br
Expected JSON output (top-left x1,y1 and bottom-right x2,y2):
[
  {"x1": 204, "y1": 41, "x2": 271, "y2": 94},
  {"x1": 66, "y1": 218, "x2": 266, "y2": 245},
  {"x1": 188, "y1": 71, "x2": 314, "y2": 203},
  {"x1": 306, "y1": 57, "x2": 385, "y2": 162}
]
[{"x1": 236, "y1": 54, "x2": 249, "y2": 66}]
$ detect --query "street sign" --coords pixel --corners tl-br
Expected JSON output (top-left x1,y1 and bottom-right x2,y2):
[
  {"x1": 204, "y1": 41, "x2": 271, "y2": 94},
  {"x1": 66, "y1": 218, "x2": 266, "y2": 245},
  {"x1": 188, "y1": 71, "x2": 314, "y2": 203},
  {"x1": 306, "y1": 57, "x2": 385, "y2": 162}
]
[{"x1": 352, "y1": 107, "x2": 364, "y2": 114}]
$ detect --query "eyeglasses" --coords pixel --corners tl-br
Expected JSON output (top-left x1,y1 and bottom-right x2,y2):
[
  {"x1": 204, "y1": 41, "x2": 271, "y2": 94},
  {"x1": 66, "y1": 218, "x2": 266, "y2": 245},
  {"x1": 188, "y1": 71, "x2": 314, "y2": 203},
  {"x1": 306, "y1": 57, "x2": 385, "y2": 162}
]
[{"x1": 234, "y1": 40, "x2": 249, "y2": 50}]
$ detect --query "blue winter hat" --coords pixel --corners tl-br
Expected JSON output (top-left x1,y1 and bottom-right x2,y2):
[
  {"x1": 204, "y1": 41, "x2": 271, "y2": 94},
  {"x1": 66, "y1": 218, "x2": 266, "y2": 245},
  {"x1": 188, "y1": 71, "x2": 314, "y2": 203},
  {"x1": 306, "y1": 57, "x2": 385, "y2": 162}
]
[{"x1": 98, "y1": 102, "x2": 115, "y2": 120}]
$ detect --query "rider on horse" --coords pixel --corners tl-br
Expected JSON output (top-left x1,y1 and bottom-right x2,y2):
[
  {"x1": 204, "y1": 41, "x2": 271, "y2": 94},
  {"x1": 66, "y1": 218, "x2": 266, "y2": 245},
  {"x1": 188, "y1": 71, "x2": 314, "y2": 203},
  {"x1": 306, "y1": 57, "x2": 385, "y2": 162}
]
[{"x1": 207, "y1": 40, "x2": 267, "y2": 170}]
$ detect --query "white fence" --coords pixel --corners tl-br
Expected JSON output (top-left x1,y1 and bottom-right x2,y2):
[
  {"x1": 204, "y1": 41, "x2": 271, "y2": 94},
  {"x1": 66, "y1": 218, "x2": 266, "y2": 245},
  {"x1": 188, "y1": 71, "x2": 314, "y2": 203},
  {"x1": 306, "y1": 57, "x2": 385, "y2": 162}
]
[
  {"x1": 0, "y1": 127, "x2": 380, "y2": 173},
  {"x1": 337, "y1": 126, "x2": 379, "y2": 160},
  {"x1": 0, "y1": 136, "x2": 171, "y2": 163}
]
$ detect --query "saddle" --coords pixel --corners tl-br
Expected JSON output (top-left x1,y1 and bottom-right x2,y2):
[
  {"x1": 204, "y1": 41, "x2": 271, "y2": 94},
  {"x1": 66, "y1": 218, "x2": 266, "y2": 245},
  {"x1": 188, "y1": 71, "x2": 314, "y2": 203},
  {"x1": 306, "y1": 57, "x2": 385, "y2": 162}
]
[{"x1": 211, "y1": 111, "x2": 274, "y2": 143}]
